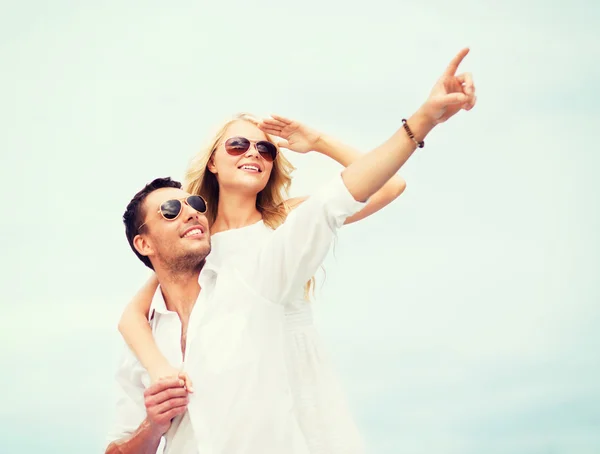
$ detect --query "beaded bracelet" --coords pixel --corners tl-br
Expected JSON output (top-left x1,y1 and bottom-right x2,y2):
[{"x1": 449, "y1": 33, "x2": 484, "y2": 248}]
[{"x1": 402, "y1": 119, "x2": 425, "y2": 148}]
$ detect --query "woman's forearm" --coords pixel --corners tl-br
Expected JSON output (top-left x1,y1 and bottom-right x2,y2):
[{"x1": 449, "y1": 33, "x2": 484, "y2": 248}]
[
  {"x1": 118, "y1": 276, "x2": 172, "y2": 374},
  {"x1": 341, "y1": 110, "x2": 434, "y2": 202},
  {"x1": 312, "y1": 135, "x2": 363, "y2": 167},
  {"x1": 314, "y1": 134, "x2": 406, "y2": 185},
  {"x1": 119, "y1": 306, "x2": 171, "y2": 373},
  {"x1": 312, "y1": 134, "x2": 407, "y2": 223}
]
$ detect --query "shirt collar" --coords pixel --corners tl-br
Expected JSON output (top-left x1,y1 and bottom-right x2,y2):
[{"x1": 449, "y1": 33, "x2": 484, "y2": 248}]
[
  {"x1": 199, "y1": 258, "x2": 219, "y2": 288},
  {"x1": 148, "y1": 285, "x2": 169, "y2": 321},
  {"x1": 149, "y1": 260, "x2": 220, "y2": 321}
]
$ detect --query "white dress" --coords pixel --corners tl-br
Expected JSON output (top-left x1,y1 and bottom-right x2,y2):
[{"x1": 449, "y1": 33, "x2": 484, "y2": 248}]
[{"x1": 208, "y1": 221, "x2": 365, "y2": 454}]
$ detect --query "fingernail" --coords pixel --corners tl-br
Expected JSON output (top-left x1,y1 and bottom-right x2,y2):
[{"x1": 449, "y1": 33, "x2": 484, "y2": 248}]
[
  {"x1": 188, "y1": 386, "x2": 195, "y2": 393},
  {"x1": 179, "y1": 379, "x2": 185, "y2": 386}
]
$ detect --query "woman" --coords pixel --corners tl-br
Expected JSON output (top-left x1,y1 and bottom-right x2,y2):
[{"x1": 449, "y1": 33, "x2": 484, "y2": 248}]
[{"x1": 119, "y1": 114, "x2": 406, "y2": 452}]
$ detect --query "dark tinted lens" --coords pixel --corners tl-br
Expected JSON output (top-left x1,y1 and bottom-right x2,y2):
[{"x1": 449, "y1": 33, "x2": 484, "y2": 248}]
[
  {"x1": 160, "y1": 199, "x2": 182, "y2": 220},
  {"x1": 225, "y1": 137, "x2": 250, "y2": 155},
  {"x1": 187, "y1": 196, "x2": 207, "y2": 213},
  {"x1": 256, "y1": 141, "x2": 277, "y2": 161}
]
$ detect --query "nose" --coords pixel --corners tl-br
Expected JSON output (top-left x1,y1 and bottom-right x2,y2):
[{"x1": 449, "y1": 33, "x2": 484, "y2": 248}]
[
  {"x1": 244, "y1": 143, "x2": 260, "y2": 159},
  {"x1": 182, "y1": 200, "x2": 200, "y2": 223}
]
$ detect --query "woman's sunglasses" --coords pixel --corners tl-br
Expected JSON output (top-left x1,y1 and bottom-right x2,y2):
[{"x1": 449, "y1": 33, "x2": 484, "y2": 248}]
[
  {"x1": 224, "y1": 136, "x2": 278, "y2": 162},
  {"x1": 138, "y1": 195, "x2": 207, "y2": 231}
]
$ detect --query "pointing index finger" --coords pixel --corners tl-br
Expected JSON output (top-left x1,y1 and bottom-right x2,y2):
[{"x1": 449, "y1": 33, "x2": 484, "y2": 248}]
[{"x1": 444, "y1": 48, "x2": 470, "y2": 77}]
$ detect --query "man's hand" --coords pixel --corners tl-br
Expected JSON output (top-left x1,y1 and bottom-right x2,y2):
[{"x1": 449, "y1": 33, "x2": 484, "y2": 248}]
[
  {"x1": 105, "y1": 378, "x2": 189, "y2": 454},
  {"x1": 144, "y1": 377, "x2": 189, "y2": 437}
]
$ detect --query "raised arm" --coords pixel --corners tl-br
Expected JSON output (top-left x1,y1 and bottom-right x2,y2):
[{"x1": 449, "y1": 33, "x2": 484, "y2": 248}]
[
  {"x1": 314, "y1": 136, "x2": 406, "y2": 223},
  {"x1": 244, "y1": 48, "x2": 476, "y2": 303},
  {"x1": 260, "y1": 119, "x2": 406, "y2": 225},
  {"x1": 342, "y1": 48, "x2": 475, "y2": 201}
]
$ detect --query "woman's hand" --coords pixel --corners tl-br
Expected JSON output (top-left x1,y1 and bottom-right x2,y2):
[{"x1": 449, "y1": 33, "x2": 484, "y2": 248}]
[
  {"x1": 149, "y1": 363, "x2": 194, "y2": 394},
  {"x1": 259, "y1": 115, "x2": 323, "y2": 153},
  {"x1": 417, "y1": 47, "x2": 477, "y2": 125}
]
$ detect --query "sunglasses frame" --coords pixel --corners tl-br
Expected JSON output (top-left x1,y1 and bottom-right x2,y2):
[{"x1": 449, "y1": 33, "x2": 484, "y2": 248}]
[
  {"x1": 137, "y1": 195, "x2": 207, "y2": 232},
  {"x1": 222, "y1": 136, "x2": 278, "y2": 162}
]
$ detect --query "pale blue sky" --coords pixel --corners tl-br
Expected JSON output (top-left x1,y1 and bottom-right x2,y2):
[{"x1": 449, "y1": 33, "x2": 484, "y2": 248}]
[{"x1": 1, "y1": 1, "x2": 599, "y2": 453}]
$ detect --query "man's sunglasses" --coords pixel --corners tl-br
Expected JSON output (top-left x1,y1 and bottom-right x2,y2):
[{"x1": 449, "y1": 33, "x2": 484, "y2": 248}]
[
  {"x1": 224, "y1": 136, "x2": 278, "y2": 162},
  {"x1": 138, "y1": 195, "x2": 207, "y2": 231}
]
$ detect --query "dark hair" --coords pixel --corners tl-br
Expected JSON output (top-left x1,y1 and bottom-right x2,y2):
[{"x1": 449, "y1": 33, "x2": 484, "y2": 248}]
[{"x1": 123, "y1": 177, "x2": 182, "y2": 269}]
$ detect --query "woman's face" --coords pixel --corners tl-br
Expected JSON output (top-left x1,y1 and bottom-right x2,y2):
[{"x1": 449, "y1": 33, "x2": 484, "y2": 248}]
[{"x1": 208, "y1": 120, "x2": 276, "y2": 196}]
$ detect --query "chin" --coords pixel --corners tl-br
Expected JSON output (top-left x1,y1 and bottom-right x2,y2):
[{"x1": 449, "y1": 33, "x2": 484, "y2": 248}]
[
  {"x1": 178, "y1": 244, "x2": 211, "y2": 269},
  {"x1": 190, "y1": 239, "x2": 211, "y2": 257},
  {"x1": 229, "y1": 177, "x2": 268, "y2": 196}
]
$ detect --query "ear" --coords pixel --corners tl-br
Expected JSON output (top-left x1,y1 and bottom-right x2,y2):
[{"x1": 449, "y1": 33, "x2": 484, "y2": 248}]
[
  {"x1": 133, "y1": 234, "x2": 154, "y2": 258},
  {"x1": 207, "y1": 154, "x2": 218, "y2": 174}
]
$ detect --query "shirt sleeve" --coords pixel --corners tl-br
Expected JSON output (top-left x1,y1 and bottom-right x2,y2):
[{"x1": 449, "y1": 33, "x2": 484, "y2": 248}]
[
  {"x1": 238, "y1": 172, "x2": 366, "y2": 303},
  {"x1": 106, "y1": 349, "x2": 150, "y2": 445}
]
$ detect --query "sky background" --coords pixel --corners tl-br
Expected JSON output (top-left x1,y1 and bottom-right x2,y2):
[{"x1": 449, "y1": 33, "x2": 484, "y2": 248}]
[{"x1": 1, "y1": 1, "x2": 599, "y2": 453}]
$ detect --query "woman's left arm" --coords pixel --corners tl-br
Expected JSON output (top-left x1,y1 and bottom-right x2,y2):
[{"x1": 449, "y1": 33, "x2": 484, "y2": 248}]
[{"x1": 260, "y1": 116, "x2": 406, "y2": 224}]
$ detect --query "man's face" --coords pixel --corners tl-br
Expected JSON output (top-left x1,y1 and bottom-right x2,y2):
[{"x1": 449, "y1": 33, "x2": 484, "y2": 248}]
[{"x1": 135, "y1": 187, "x2": 211, "y2": 272}]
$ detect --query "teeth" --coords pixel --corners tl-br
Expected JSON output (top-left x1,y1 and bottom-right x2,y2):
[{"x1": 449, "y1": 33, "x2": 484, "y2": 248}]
[
  {"x1": 241, "y1": 165, "x2": 259, "y2": 172},
  {"x1": 184, "y1": 228, "x2": 203, "y2": 238}
]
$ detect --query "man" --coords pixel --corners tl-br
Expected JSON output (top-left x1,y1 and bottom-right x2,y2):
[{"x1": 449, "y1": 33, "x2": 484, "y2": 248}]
[{"x1": 105, "y1": 48, "x2": 476, "y2": 453}]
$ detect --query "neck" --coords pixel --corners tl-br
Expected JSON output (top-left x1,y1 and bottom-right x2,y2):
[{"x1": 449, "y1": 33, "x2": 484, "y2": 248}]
[
  {"x1": 211, "y1": 187, "x2": 262, "y2": 234},
  {"x1": 156, "y1": 267, "x2": 201, "y2": 320}
]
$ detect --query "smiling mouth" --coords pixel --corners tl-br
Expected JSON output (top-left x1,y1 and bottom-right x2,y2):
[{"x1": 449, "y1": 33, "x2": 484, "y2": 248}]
[
  {"x1": 238, "y1": 165, "x2": 261, "y2": 173},
  {"x1": 183, "y1": 227, "x2": 204, "y2": 238}
]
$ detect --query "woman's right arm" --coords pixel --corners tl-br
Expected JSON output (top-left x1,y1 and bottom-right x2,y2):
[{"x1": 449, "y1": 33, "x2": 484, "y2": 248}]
[
  {"x1": 118, "y1": 275, "x2": 182, "y2": 384},
  {"x1": 242, "y1": 48, "x2": 475, "y2": 304}
]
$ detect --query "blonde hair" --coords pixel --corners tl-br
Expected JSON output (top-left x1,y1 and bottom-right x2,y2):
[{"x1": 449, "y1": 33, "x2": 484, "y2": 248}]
[{"x1": 184, "y1": 113, "x2": 315, "y2": 297}]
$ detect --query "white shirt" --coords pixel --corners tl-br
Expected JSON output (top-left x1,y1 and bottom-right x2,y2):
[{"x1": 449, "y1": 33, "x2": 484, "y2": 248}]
[{"x1": 107, "y1": 174, "x2": 366, "y2": 453}]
